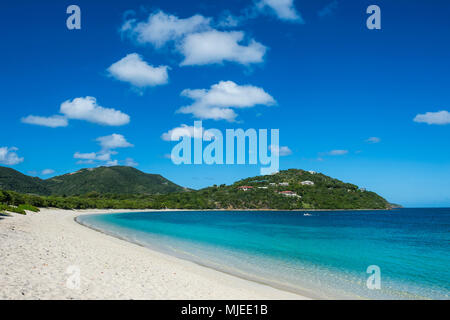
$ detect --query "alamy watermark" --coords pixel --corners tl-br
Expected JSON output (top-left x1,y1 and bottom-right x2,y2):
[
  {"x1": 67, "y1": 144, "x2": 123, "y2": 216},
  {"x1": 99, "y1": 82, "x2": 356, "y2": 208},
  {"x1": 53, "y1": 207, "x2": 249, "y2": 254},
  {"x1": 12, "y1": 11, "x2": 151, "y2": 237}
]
[
  {"x1": 65, "y1": 4, "x2": 380, "y2": 31},
  {"x1": 366, "y1": 265, "x2": 381, "y2": 290},
  {"x1": 366, "y1": 5, "x2": 381, "y2": 30},
  {"x1": 66, "y1": 265, "x2": 81, "y2": 290},
  {"x1": 168, "y1": 121, "x2": 280, "y2": 175},
  {"x1": 66, "y1": 5, "x2": 81, "y2": 30}
]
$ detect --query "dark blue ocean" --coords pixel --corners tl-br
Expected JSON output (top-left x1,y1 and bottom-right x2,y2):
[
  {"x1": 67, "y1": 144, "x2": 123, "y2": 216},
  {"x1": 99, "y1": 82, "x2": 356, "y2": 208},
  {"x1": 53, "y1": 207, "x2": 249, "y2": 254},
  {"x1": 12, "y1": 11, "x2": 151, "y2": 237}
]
[{"x1": 77, "y1": 208, "x2": 450, "y2": 299}]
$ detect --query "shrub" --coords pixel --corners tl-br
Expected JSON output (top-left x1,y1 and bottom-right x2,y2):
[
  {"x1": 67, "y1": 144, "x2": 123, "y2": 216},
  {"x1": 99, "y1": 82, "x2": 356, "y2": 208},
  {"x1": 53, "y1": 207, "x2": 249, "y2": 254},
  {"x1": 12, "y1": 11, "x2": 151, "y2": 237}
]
[
  {"x1": 0, "y1": 204, "x2": 26, "y2": 215},
  {"x1": 18, "y1": 204, "x2": 40, "y2": 212}
]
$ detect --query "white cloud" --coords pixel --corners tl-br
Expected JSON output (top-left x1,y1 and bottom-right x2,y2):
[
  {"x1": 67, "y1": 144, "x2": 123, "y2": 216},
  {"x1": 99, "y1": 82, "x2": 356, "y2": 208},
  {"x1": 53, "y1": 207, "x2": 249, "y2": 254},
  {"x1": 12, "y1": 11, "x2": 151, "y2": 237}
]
[
  {"x1": 177, "y1": 80, "x2": 276, "y2": 121},
  {"x1": 161, "y1": 124, "x2": 208, "y2": 141},
  {"x1": 96, "y1": 152, "x2": 116, "y2": 161},
  {"x1": 74, "y1": 152, "x2": 98, "y2": 160},
  {"x1": 41, "y1": 169, "x2": 55, "y2": 175},
  {"x1": 23, "y1": 97, "x2": 130, "y2": 128},
  {"x1": 76, "y1": 160, "x2": 95, "y2": 165},
  {"x1": 105, "y1": 160, "x2": 119, "y2": 167},
  {"x1": 328, "y1": 150, "x2": 348, "y2": 156},
  {"x1": 216, "y1": 13, "x2": 241, "y2": 28},
  {"x1": 107, "y1": 53, "x2": 169, "y2": 88},
  {"x1": 60, "y1": 97, "x2": 130, "y2": 126},
  {"x1": 366, "y1": 137, "x2": 381, "y2": 143},
  {"x1": 73, "y1": 151, "x2": 117, "y2": 162},
  {"x1": 318, "y1": 0, "x2": 338, "y2": 18},
  {"x1": 120, "y1": 10, "x2": 267, "y2": 67},
  {"x1": 179, "y1": 30, "x2": 266, "y2": 66},
  {"x1": 414, "y1": 110, "x2": 450, "y2": 125},
  {"x1": 21, "y1": 115, "x2": 68, "y2": 128},
  {"x1": 121, "y1": 11, "x2": 211, "y2": 48},
  {"x1": 269, "y1": 145, "x2": 292, "y2": 156},
  {"x1": 257, "y1": 0, "x2": 303, "y2": 22},
  {"x1": 0, "y1": 147, "x2": 24, "y2": 165},
  {"x1": 74, "y1": 134, "x2": 133, "y2": 166},
  {"x1": 124, "y1": 158, "x2": 138, "y2": 167},
  {"x1": 96, "y1": 134, "x2": 133, "y2": 150}
]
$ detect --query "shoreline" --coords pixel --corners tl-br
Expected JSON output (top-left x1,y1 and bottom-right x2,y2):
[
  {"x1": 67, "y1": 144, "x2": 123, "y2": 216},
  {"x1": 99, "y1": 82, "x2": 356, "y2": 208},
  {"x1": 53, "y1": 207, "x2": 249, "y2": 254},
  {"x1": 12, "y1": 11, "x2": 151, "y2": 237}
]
[
  {"x1": 74, "y1": 212, "x2": 323, "y2": 299},
  {"x1": 0, "y1": 208, "x2": 310, "y2": 300},
  {"x1": 74, "y1": 207, "x2": 394, "y2": 212}
]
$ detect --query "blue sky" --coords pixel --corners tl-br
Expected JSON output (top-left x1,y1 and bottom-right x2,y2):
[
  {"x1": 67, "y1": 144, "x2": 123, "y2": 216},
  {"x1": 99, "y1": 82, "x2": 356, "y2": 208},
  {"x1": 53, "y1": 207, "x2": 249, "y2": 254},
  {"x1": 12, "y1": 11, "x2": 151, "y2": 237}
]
[{"x1": 1, "y1": 0, "x2": 449, "y2": 207}]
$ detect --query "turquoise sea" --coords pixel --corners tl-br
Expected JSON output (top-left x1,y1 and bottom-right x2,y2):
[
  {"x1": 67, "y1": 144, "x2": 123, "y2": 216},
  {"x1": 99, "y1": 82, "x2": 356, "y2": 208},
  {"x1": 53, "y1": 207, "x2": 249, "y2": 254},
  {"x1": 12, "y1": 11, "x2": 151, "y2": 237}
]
[{"x1": 77, "y1": 208, "x2": 450, "y2": 299}]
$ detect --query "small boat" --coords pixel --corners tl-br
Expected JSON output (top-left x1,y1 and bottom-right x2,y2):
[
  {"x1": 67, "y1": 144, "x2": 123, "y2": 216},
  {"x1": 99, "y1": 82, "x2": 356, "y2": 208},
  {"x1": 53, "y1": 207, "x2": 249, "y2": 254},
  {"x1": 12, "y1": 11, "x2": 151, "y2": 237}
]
[{"x1": 303, "y1": 213, "x2": 312, "y2": 216}]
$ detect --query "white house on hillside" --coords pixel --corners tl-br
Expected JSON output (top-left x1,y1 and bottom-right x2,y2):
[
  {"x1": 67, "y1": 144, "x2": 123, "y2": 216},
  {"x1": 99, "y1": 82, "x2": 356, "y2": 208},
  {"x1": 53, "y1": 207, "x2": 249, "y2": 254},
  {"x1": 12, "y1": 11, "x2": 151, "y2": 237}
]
[
  {"x1": 279, "y1": 191, "x2": 301, "y2": 198},
  {"x1": 301, "y1": 180, "x2": 315, "y2": 186}
]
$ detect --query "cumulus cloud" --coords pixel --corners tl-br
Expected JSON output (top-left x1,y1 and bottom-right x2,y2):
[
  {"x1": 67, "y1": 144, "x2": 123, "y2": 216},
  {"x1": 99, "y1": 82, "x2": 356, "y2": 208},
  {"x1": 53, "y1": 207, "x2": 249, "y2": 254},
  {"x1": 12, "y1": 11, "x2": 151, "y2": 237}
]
[
  {"x1": 96, "y1": 134, "x2": 134, "y2": 150},
  {"x1": 179, "y1": 30, "x2": 266, "y2": 66},
  {"x1": 123, "y1": 158, "x2": 138, "y2": 167},
  {"x1": 0, "y1": 147, "x2": 24, "y2": 165},
  {"x1": 366, "y1": 137, "x2": 381, "y2": 143},
  {"x1": 74, "y1": 152, "x2": 98, "y2": 160},
  {"x1": 413, "y1": 110, "x2": 450, "y2": 125},
  {"x1": 162, "y1": 124, "x2": 199, "y2": 141},
  {"x1": 74, "y1": 134, "x2": 133, "y2": 166},
  {"x1": 120, "y1": 10, "x2": 267, "y2": 67},
  {"x1": 216, "y1": 12, "x2": 242, "y2": 28},
  {"x1": 41, "y1": 169, "x2": 55, "y2": 175},
  {"x1": 107, "y1": 53, "x2": 169, "y2": 88},
  {"x1": 257, "y1": 0, "x2": 303, "y2": 22},
  {"x1": 75, "y1": 160, "x2": 95, "y2": 165},
  {"x1": 21, "y1": 115, "x2": 68, "y2": 128},
  {"x1": 269, "y1": 145, "x2": 292, "y2": 156},
  {"x1": 318, "y1": 0, "x2": 338, "y2": 18},
  {"x1": 60, "y1": 97, "x2": 130, "y2": 126},
  {"x1": 96, "y1": 152, "x2": 117, "y2": 161},
  {"x1": 121, "y1": 11, "x2": 211, "y2": 47},
  {"x1": 105, "y1": 160, "x2": 119, "y2": 167},
  {"x1": 177, "y1": 81, "x2": 276, "y2": 121},
  {"x1": 22, "y1": 97, "x2": 130, "y2": 128},
  {"x1": 73, "y1": 151, "x2": 115, "y2": 162},
  {"x1": 161, "y1": 124, "x2": 214, "y2": 141},
  {"x1": 327, "y1": 149, "x2": 348, "y2": 156}
]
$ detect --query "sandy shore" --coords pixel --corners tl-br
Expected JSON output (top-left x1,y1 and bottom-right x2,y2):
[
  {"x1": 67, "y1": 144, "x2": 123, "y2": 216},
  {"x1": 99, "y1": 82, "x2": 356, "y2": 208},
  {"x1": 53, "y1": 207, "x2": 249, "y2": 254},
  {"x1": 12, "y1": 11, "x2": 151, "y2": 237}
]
[{"x1": 0, "y1": 208, "x2": 308, "y2": 300}]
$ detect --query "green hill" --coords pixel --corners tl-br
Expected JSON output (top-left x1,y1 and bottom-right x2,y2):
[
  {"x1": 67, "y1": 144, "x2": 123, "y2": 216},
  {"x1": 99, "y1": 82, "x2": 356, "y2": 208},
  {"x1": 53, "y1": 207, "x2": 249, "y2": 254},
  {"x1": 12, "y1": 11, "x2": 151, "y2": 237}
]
[
  {"x1": 228, "y1": 169, "x2": 390, "y2": 209},
  {"x1": 0, "y1": 167, "x2": 392, "y2": 210},
  {"x1": 0, "y1": 166, "x2": 50, "y2": 195},
  {"x1": 0, "y1": 166, "x2": 184, "y2": 196},
  {"x1": 44, "y1": 166, "x2": 184, "y2": 195},
  {"x1": 154, "y1": 169, "x2": 391, "y2": 210}
]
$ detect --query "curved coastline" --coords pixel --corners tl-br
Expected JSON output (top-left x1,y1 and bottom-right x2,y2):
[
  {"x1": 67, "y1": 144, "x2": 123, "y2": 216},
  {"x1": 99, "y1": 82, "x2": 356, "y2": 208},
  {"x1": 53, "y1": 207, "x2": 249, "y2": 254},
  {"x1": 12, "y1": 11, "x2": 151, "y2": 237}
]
[
  {"x1": 0, "y1": 208, "x2": 309, "y2": 299},
  {"x1": 74, "y1": 212, "x2": 321, "y2": 299},
  {"x1": 73, "y1": 209, "x2": 450, "y2": 300}
]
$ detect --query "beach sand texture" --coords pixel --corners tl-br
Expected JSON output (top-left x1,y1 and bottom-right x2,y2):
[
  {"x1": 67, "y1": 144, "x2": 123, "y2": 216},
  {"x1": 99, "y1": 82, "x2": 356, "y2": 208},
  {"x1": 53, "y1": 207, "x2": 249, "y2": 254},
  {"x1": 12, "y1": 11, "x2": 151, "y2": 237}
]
[{"x1": 0, "y1": 209, "x2": 308, "y2": 300}]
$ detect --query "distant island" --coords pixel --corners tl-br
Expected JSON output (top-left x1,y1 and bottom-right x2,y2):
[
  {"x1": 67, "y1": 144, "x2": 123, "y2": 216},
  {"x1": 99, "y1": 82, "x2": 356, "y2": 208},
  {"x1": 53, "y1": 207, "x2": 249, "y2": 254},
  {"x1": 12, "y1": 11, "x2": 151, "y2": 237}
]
[{"x1": 0, "y1": 166, "x2": 393, "y2": 212}]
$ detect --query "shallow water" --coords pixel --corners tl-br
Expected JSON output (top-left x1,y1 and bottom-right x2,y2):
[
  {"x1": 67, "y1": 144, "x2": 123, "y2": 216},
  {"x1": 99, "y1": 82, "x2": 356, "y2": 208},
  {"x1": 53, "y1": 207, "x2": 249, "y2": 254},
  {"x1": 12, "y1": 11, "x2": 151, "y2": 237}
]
[{"x1": 77, "y1": 208, "x2": 450, "y2": 299}]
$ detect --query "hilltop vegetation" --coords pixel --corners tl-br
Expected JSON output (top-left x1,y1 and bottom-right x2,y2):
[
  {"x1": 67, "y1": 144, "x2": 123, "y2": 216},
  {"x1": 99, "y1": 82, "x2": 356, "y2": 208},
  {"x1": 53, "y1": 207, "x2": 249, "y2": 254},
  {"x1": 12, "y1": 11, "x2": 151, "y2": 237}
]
[
  {"x1": 0, "y1": 168, "x2": 391, "y2": 211},
  {"x1": 0, "y1": 166, "x2": 184, "y2": 196},
  {"x1": 0, "y1": 166, "x2": 51, "y2": 195},
  {"x1": 154, "y1": 169, "x2": 390, "y2": 210},
  {"x1": 44, "y1": 166, "x2": 184, "y2": 195}
]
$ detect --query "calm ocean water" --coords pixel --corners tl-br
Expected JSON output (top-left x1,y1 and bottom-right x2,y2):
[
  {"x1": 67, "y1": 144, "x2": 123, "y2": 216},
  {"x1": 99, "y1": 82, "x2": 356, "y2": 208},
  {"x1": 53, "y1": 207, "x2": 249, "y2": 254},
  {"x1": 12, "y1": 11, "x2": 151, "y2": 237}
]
[{"x1": 77, "y1": 208, "x2": 450, "y2": 299}]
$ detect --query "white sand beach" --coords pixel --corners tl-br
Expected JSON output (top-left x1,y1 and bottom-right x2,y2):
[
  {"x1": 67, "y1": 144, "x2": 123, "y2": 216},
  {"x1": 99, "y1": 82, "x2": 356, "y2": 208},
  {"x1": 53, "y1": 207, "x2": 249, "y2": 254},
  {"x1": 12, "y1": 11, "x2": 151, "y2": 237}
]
[{"x1": 0, "y1": 209, "x2": 308, "y2": 300}]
